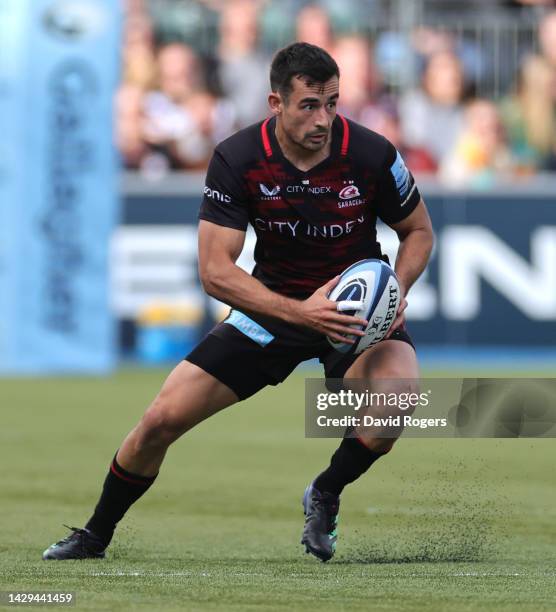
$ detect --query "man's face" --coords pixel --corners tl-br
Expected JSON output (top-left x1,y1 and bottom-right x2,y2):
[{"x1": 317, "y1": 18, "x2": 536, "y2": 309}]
[{"x1": 275, "y1": 75, "x2": 339, "y2": 152}]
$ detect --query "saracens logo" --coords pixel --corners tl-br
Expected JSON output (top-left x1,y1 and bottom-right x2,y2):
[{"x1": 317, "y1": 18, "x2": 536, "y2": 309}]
[{"x1": 339, "y1": 184, "x2": 361, "y2": 200}]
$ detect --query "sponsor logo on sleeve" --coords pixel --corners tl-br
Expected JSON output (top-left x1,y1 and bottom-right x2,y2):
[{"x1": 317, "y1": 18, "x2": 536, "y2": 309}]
[
  {"x1": 390, "y1": 150, "x2": 416, "y2": 205},
  {"x1": 204, "y1": 186, "x2": 231, "y2": 204}
]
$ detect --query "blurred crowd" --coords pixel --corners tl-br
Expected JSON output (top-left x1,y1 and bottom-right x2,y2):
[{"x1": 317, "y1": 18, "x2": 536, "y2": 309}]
[{"x1": 118, "y1": 0, "x2": 556, "y2": 186}]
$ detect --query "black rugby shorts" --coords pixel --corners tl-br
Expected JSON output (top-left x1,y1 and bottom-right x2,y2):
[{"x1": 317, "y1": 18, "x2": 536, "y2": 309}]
[{"x1": 185, "y1": 309, "x2": 414, "y2": 400}]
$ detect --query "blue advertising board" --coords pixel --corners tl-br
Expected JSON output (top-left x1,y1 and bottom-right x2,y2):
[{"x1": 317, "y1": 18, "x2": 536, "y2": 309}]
[
  {"x1": 0, "y1": 0, "x2": 121, "y2": 373},
  {"x1": 406, "y1": 191, "x2": 556, "y2": 349}
]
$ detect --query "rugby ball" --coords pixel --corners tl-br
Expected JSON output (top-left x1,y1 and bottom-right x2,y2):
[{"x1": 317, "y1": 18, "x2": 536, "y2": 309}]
[{"x1": 327, "y1": 259, "x2": 401, "y2": 354}]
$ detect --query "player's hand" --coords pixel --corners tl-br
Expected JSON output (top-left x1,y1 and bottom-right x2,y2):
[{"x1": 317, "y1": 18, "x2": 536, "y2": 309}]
[
  {"x1": 296, "y1": 276, "x2": 368, "y2": 343},
  {"x1": 384, "y1": 283, "x2": 408, "y2": 339}
]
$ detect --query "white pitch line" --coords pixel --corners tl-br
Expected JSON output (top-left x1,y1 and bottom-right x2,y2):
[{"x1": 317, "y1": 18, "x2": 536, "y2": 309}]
[
  {"x1": 88, "y1": 570, "x2": 555, "y2": 578},
  {"x1": 90, "y1": 571, "x2": 207, "y2": 577},
  {"x1": 89, "y1": 571, "x2": 269, "y2": 578}
]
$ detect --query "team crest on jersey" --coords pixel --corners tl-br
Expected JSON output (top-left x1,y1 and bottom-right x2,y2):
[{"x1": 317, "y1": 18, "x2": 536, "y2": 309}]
[
  {"x1": 339, "y1": 184, "x2": 360, "y2": 200},
  {"x1": 259, "y1": 183, "x2": 281, "y2": 197}
]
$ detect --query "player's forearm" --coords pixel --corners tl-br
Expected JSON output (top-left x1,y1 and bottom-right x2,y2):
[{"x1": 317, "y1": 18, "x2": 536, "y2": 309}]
[
  {"x1": 201, "y1": 261, "x2": 300, "y2": 323},
  {"x1": 394, "y1": 227, "x2": 434, "y2": 295}
]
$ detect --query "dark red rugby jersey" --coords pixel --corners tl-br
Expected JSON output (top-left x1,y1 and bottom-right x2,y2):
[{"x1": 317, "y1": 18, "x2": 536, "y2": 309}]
[{"x1": 199, "y1": 115, "x2": 421, "y2": 299}]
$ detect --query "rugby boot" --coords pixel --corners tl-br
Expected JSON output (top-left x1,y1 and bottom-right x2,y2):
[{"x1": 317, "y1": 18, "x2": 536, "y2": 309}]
[
  {"x1": 42, "y1": 525, "x2": 106, "y2": 560},
  {"x1": 301, "y1": 481, "x2": 340, "y2": 562}
]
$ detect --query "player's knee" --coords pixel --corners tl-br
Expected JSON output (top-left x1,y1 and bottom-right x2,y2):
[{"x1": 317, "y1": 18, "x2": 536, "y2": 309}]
[
  {"x1": 136, "y1": 395, "x2": 185, "y2": 450},
  {"x1": 371, "y1": 376, "x2": 420, "y2": 417},
  {"x1": 393, "y1": 379, "x2": 420, "y2": 416}
]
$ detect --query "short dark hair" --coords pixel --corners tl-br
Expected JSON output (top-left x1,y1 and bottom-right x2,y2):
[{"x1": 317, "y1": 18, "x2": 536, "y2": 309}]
[{"x1": 270, "y1": 42, "x2": 339, "y2": 99}]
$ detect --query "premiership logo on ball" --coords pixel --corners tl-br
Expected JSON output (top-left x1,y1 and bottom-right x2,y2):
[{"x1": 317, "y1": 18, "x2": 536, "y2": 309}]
[{"x1": 335, "y1": 279, "x2": 368, "y2": 316}]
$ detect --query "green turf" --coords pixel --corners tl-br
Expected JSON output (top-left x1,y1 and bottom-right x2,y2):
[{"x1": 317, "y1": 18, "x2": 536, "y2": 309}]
[{"x1": 1, "y1": 368, "x2": 555, "y2": 611}]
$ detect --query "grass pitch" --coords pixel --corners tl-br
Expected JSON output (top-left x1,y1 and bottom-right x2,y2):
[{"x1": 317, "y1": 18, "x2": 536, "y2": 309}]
[{"x1": 1, "y1": 368, "x2": 555, "y2": 611}]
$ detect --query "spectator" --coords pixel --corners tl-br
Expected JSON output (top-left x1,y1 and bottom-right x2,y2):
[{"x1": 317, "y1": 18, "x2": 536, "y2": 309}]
[
  {"x1": 174, "y1": 91, "x2": 236, "y2": 170},
  {"x1": 538, "y1": 10, "x2": 556, "y2": 70},
  {"x1": 155, "y1": 42, "x2": 204, "y2": 105},
  {"x1": 410, "y1": 26, "x2": 486, "y2": 90},
  {"x1": 296, "y1": 4, "x2": 335, "y2": 54},
  {"x1": 440, "y1": 99, "x2": 513, "y2": 187},
  {"x1": 122, "y1": 13, "x2": 157, "y2": 89},
  {"x1": 216, "y1": 0, "x2": 269, "y2": 128},
  {"x1": 332, "y1": 35, "x2": 381, "y2": 119},
  {"x1": 400, "y1": 51, "x2": 466, "y2": 165},
  {"x1": 363, "y1": 103, "x2": 437, "y2": 174},
  {"x1": 500, "y1": 55, "x2": 556, "y2": 171},
  {"x1": 331, "y1": 35, "x2": 435, "y2": 174},
  {"x1": 498, "y1": 11, "x2": 556, "y2": 171},
  {"x1": 116, "y1": 83, "x2": 149, "y2": 169},
  {"x1": 141, "y1": 43, "x2": 204, "y2": 169},
  {"x1": 129, "y1": 42, "x2": 234, "y2": 172}
]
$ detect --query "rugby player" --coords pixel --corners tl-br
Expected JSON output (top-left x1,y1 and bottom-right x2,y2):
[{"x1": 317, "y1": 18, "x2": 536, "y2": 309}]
[{"x1": 43, "y1": 42, "x2": 433, "y2": 562}]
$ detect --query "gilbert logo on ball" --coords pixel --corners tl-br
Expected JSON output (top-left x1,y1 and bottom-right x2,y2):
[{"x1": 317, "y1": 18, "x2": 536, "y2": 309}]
[{"x1": 327, "y1": 259, "x2": 400, "y2": 354}]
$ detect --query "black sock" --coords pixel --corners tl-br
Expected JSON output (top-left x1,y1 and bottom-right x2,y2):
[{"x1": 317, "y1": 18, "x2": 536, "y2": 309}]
[
  {"x1": 313, "y1": 437, "x2": 388, "y2": 496},
  {"x1": 85, "y1": 454, "x2": 157, "y2": 546}
]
